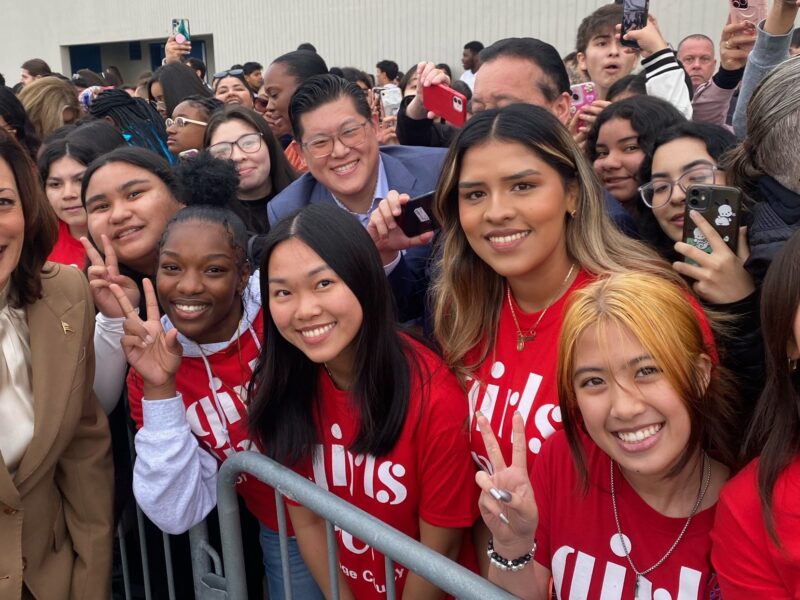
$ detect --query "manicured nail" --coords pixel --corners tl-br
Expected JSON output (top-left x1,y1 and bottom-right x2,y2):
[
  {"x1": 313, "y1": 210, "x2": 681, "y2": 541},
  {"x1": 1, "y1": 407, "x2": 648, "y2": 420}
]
[
  {"x1": 498, "y1": 513, "x2": 510, "y2": 525},
  {"x1": 145, "y1": 335, "x2": 154, "y2": 345},
  {"x1": 490, "y1": 488, "x2": 503, "y2": 501},
  {"x1": 475, "y1": 410, "x2": 483, "y2": 418},
  {"x1": 497, "y1": 489, "x2": 512, "y2": 503}
]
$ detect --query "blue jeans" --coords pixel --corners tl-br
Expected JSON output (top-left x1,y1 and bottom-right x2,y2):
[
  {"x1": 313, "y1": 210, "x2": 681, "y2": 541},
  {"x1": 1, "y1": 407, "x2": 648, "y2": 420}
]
[{"x1": 259, "y1": 524, "x2": 325, "y2": 600}]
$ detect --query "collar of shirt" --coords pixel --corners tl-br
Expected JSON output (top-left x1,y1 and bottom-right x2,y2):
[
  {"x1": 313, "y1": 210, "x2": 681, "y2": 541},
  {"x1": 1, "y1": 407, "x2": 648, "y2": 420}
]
[{"x1": 332, "y1": 156, "x2": 389, "y2": 227}]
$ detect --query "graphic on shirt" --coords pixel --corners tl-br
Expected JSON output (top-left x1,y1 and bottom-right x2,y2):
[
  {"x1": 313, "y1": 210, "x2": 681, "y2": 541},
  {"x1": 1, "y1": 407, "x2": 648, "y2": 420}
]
[
  {"x1": 551, "y1": 534, "x2": 705, "y2": 600},
  {"x1": 468, "y1": 360, "x2": 562, "y2": 472}
]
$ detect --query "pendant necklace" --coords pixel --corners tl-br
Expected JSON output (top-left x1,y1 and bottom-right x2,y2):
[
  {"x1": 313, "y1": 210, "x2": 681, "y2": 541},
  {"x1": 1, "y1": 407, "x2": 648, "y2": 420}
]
[
  {"x1": 506, "y1": 263, "x2": 577, "y2": 352},
  {"x1": 610, "y1": 453, "x2": 711, "y2": 599}
]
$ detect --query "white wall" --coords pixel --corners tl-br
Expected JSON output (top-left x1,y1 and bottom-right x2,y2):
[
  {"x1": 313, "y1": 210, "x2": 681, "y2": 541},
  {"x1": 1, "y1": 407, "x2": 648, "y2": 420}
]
[{"x1": 1, "y1": 1, "x2": 731, "y2": 87}]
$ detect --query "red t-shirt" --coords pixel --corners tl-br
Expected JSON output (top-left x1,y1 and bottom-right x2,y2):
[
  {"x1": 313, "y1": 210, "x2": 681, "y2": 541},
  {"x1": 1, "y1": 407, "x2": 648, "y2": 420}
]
[
  {"x1": 466, "y1": 270, "x2": 593, "y2": 472},
  {"x1": 533, "y1": 430, "x2": 719, "y2": 599},
  {"x1": 711, "y1": 456, "x2": 800, "y2": 599},
  {"x1": 127, "y1": 309, "x2": 289, "y2": 532},
  {"x1": 48, "y1": 220, "x2": 87, "y2": 268},
  {"x1": 291, "y1": 337, "x2": 479, "y2": 599}
]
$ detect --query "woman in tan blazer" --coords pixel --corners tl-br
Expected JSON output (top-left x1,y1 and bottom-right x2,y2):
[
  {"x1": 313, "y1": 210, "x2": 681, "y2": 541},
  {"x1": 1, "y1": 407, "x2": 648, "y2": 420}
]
[{"x1": 0, "y1": 130, "x2": 113, "y2": 599}]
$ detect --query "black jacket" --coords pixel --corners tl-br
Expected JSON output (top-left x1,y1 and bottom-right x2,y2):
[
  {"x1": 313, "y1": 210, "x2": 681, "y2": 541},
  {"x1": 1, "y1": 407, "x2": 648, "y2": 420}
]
[{"x1": 745, "y1": 176, "x2": 800, "y2": 282}]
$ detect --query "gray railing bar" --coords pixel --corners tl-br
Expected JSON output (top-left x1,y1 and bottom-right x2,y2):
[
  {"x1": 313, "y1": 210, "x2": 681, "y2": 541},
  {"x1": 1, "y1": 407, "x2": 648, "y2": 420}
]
[
  {"x1": 134, "y1": 504, "x2": 153, "y2": 600},
  {"x1": 162, "y1": 531, "x2": 176, "y2": 600},
  {"x1": 325, "y1": 520, "x2": 341, "y2": 600},
  {"x1": 217, "y1": 451, "x2": 516, "y2": 600},
  {"x1": 275, "y1": 490, "x2": 293, "y2": 599},
  {"x1": 117, "y1": 523, "x2": 132, "y2": 600},
  {"x1": 384, "y1": 556, "x2": 396, "y2": 600}
]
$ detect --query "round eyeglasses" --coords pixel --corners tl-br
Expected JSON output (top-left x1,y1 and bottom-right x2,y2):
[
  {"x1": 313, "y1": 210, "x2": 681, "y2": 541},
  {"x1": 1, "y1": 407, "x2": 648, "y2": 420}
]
[
  {"x1": 639, "y1": 165, "x2": 720, "y2": 209},
  {"x1": 301, "y1": 120, "x2": 370, "y2": 159},
  {"x1": 165, "y1": 116, "x2": 208, "y2": 129},
  {"x1": 208, "y1": 132, "x2": 263, "y2": 160}
]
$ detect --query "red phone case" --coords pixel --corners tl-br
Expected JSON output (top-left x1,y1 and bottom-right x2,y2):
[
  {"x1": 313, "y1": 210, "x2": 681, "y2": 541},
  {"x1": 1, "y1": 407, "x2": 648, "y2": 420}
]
[{"x1": 423, "y1": 84, "x2": 468, "y2": 127}]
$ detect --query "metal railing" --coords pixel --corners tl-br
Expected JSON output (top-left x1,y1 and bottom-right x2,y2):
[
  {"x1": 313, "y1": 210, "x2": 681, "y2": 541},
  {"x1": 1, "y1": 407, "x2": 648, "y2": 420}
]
[{"x1": 188, "y1": 450, "x2": 517, "y2": 600}]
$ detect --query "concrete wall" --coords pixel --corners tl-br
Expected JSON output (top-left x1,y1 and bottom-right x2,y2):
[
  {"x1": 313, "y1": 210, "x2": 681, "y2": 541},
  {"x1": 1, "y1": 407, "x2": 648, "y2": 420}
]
[{"x1": 1, "y1": 0, "x2": 730, "y2": 87}]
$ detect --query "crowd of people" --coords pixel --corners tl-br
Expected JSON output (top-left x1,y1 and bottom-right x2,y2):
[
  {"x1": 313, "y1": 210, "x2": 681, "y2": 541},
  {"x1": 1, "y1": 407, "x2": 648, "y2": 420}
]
[{"x1": 2, "y1": 1, "x2": 800, "y2": 598}]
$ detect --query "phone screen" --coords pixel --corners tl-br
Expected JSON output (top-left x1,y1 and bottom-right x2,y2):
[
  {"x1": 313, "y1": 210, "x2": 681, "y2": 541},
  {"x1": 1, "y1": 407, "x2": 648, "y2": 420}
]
[{"x1": 621, "y1": 0, "x2": 648, "y2": 47}]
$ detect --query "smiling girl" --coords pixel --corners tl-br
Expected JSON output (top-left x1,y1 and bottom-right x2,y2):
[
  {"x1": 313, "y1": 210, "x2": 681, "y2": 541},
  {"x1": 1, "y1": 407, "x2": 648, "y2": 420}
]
[
  {"x1": 249, "y1": 203, "x2": 478, "y2": 599},
  {"x1": 475, "y1": 272, "x2": 739, "y2": 599}
]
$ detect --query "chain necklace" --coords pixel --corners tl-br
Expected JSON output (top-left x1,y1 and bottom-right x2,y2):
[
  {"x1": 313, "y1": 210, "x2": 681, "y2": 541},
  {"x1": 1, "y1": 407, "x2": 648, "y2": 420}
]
[
  {"x1": 610, "y1": 453, "x2": 711, "y2": 599},
  {"x1": 506, "y1": 263, "x2": 577, "y2": 352}
]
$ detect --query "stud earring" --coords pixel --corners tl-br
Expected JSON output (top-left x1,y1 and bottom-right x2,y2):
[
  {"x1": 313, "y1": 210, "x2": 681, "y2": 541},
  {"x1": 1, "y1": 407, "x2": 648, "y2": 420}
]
[{"x1": 570, "y1": 210, "x2": 577, "y2": 219}]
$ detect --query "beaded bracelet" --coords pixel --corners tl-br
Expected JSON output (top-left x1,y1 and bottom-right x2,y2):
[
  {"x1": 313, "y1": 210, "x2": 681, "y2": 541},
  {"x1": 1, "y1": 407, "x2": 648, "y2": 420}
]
[{"x1": 487, "y1": 538, "x2": 537, "y2": 572}]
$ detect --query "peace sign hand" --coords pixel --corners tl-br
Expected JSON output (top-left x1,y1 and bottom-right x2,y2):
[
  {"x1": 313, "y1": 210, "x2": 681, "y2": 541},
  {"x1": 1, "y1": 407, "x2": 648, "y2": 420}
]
[
  {"x1": 81, "y1": 234, "x2": 141, "y2": 318},
  {"x1": 475, "y1": 411, "x2": 538, "y2": 556},
  {"x1": 109, "y1": 278, "x2": 182, "y2": 399}
]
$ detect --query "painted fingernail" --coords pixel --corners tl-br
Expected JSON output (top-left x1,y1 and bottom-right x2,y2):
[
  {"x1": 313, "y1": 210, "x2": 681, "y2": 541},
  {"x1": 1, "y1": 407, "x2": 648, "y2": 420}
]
[
  {"x1": 498, "y1": 513, "x2": 510, "y2": 525},
  {"x1": 475, "y1": 410, "x2": 484, "y2": 418},
  {"x1": 489, "y1": 488, "x2": 503, "y2": 501},
  {"x1": 497, "y1": 489, "x2": 512, "y2": 503}
]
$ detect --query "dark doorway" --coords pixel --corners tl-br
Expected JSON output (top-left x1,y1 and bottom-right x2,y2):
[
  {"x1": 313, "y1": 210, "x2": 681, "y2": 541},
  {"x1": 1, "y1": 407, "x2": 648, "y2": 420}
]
[{"x1": 69, "y1": 44, "x2": 103, "y2": 74}]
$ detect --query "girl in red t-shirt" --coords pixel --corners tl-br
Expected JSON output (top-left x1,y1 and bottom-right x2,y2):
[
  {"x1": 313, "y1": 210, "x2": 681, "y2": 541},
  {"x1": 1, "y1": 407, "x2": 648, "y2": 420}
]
[
  {"x1": 249, "y1": 203, "x2": 479, "y2": 599},
  {"x1": 38, "y1": 122, "x2": 125, "y2": 267},
  {"x1": 474, "y1": 271, "x2": 740, "y2": 599},
  {"x1": 711, "y1": 231, "x2": 800, "y2": 599},
  {"x1": 417, "y1": 104, "x2": 681, "y2": 569}
]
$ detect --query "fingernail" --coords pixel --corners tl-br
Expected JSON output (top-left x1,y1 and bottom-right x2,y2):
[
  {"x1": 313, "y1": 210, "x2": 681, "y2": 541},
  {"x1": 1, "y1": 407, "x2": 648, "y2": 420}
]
[
  {"x1": 475, "y1": 410, "x2": 483, "y2": 418},
  {"x1": 499, "y1": 513, "x2": 510, "y2": 525},
  {"x1": 497, "y1": 489, "x2": 512, "y2": 503},
  {"x1": 514, "y1": 410, "x2": 521, "y2": 416},
  {"x1": 489, "y1": 488, "x2": 503, "y2": 501},
  {"x1": 145, "y1": 335, "x2": 154, "y2": 345}
]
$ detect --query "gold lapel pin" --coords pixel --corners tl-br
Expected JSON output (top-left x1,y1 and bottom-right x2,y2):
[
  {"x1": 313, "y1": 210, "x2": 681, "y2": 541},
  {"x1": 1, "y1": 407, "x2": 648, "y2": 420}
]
[{"x1": 61, "y1": 321, "x2": 74, "y2": 335}]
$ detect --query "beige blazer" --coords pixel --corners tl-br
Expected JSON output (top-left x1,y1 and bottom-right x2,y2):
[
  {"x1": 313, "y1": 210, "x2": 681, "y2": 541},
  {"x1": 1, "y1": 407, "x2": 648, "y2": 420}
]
[{"x1": 0, "y1": 264, "x2": 113, "y2": 600}]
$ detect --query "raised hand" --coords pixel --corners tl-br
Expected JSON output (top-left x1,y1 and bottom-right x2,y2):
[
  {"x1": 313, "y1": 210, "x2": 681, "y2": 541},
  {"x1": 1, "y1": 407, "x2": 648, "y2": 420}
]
[
  {"x1": 110, "y1": 278, "x2": 182, "y2": 399},
  {"x1": 406, "y1": 61, "x2": 451, "y2": 120},
  {"x1": 720, "y1": 21, "x2": 758, "y2": 71},
  {"x1": 81, "y1": 234, "x2": 141, "y2": 318},
  {"x1": 366, "y1": 191, "x2": 435, "y2": 266},
  {"x1": 164, "y1": 34, "x2": 191, "y2": 64},
  {"x1": 673, "y1": 210, "x2": 755, "y2": 304},
  {"x1": 616, "y1": 14, "x2": 668, "y2": 59},
  {"x1": 475, "y1": 411, "x2": 538, "y2": 554}
]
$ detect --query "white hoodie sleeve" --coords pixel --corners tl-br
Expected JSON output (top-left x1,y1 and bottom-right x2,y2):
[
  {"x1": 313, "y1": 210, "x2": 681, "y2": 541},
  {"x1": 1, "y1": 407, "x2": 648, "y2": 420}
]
[
  {"x1": 93, "y1": 313, "x2": 129, "y2": 414},
  {"x1": 133, "y1": 394, "x2": 219, "y2": 534},
  {"x1": 642, "y1": 48, "x2": 693, "y2": 119}
]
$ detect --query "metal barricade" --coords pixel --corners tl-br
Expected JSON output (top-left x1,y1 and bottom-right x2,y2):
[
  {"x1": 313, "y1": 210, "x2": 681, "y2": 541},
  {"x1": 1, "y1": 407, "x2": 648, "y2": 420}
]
[{"x1": 188, "y1": 450, "x2": 517, "y2": 600}]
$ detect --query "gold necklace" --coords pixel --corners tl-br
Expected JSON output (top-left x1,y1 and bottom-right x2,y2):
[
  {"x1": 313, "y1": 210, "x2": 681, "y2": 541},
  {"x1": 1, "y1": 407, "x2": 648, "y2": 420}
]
[{"x1": 506, "y1": 263, "x2": 577, "y2": 352}]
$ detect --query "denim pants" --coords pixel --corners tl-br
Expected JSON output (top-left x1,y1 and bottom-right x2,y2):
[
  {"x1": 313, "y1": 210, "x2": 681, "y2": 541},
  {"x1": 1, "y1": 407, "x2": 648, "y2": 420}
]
[{"x1": 259, "y1": 524, "x2": 325, "y2": 599}]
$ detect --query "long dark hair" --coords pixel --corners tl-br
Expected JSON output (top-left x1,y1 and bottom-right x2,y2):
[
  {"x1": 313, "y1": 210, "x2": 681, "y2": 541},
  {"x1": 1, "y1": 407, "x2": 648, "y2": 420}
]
[
  {"x1": 38, "y1": 121, "x2": 127, "y2": 182},
  {"x1": 204, "y1": 105, "x2": 296, "y2": 196},
  {"x1": 744, "y1": 229, "x2": 800, "y2": 543},
  {"x1": 0, "y1": 130, "x2": 58, "y2": 307},
  {"x1": 248, "y1": 204, "x2": 413, "y2": 464},
  {"x1": 149, "y1": 63, "x2": 213, "y2": 117},
  {"x1": 0, "y1": 86, "x2": 40, "y2": 161}
]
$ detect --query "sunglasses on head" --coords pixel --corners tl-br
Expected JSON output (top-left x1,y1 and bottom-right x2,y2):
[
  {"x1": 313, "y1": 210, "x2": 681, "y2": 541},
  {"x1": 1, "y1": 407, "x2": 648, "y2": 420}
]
[{"x1": 213, "y1": 68, "x2": 244, "y2": 80}]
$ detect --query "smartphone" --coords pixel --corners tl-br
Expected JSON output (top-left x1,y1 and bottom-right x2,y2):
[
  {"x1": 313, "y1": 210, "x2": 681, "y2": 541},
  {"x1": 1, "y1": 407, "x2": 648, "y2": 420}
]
[
  {"x1": 423, "y1": 83, "x2": 468, "y2": 127},
  {"x1": 396, "y1": 192, "x2": 439, "y2": 238},
  {"x1": 729, "y1": 0, "x2": 768, "y2": 25},
  {"x1": 380, "y1": 87, "x2": 403, "y2": 119},
  {"x1": 570, "y1": 82, "x2": 597, "y2": 127},
  {"x1": 372, "y1": 86, "x2": 384, "y2": 122},
  {"x1": 681, "y1": 184, "x2": 742, "y2": 260},
  {"x1": 178, "y1": 148, "x2": 199, "y2": 160},
  {"x1": 621, "y1": 0, "x2": 649, "y2": 49},
  {"x1": 171, "y1": 18, "x2": 191, "y2": 44}
]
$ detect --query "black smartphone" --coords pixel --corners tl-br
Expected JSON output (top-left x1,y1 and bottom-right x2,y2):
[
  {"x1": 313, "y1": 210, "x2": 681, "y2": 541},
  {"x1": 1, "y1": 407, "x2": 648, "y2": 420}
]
[
  {"x1": 396, "y1": 192, "x2": 438, "y2": 238},
  {"x1": 621, "y1": 0, "x2": 649, "y2": 49},
  {"x1": 681, "y1": 184, "x2": 742, "y2": 260}
]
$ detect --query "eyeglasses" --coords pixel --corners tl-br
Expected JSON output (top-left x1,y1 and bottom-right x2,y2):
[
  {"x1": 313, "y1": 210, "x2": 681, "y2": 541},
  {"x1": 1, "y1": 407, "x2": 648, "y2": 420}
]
[
  {"x1": 208, "y1": 132, "x2": 263, "y2": 159},
  {"x1": 213, "y1": 68, "x2": 244, "y2": 80},
  {"x1": 301, "y1": 120, "x2": 370, "y2": 159},
  {"x1": 639, "y1": 165, "x2": 720, "y2": 208},
  {"x1": 165, "y1": 116, "x2": 208, "y2": 128}
]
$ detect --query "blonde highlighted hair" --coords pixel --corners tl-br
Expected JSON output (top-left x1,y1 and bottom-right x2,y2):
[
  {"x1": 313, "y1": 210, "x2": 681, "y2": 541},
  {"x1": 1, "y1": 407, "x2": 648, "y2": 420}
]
[
  {"x1": 432, "y1": 104, "x2": 682, "y2": 383},
  {"x1": 18, "y1": 77, "x2": 80, "y2": 139},
  {"x1": 556, "y1": 272, "x2": 739, "y2": 487}
]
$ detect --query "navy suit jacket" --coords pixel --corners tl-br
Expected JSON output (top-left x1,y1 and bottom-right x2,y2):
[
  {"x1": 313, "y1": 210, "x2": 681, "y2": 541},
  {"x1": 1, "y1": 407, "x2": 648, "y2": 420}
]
[
  {"x1": 267, "y1": 144, "x2": 446, "y2": 323},
  {"x1": 267, "y1": 144, "x2": 447, "y2": 225}
]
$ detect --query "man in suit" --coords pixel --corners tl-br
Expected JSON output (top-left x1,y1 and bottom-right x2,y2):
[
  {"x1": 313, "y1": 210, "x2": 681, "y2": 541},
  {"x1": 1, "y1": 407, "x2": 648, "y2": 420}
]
[
  {"x1": 268, "y1": 75, "x2": 444, "y2": 322},
  {"x1": 268, "y1": 74, "x2": 445, "y2": 227}
]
